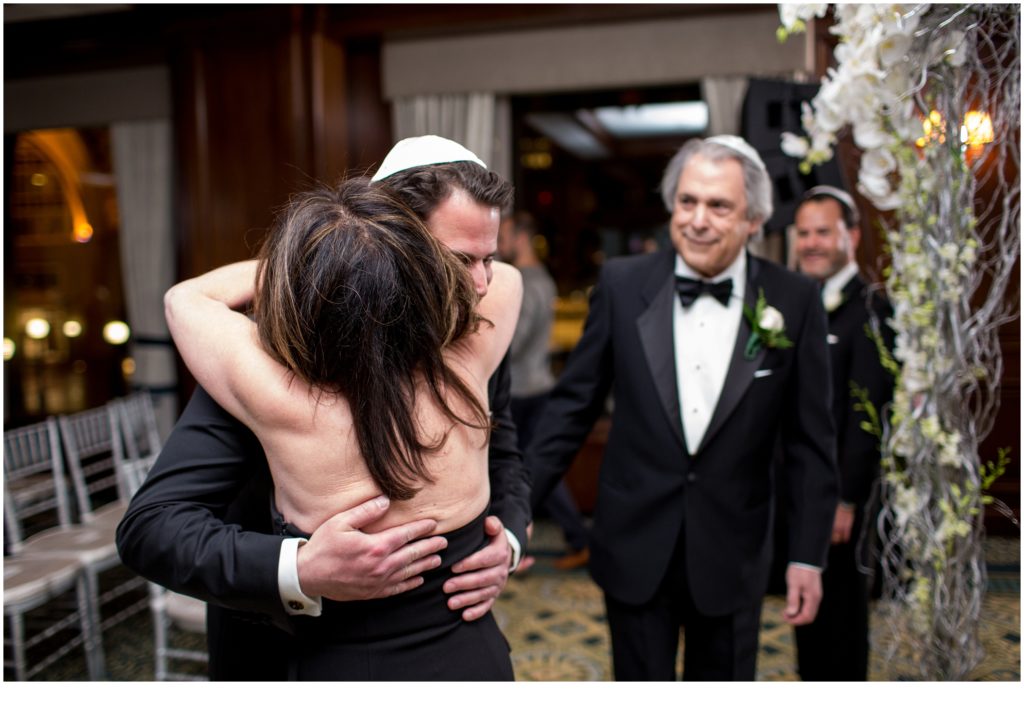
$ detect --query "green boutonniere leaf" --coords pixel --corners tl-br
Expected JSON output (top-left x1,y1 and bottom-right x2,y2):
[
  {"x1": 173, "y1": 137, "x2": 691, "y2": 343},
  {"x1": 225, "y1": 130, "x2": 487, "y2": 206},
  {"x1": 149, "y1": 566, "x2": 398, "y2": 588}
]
[{"x1": 743, "y1": 288, "x2": 794, "y2": 359}]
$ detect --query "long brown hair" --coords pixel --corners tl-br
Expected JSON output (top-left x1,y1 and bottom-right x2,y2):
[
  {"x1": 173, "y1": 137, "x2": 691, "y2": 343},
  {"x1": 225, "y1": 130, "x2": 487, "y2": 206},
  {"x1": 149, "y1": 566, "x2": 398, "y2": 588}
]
[{"x1": 253, "y1": 178, "x2": 490, "y2": 500}]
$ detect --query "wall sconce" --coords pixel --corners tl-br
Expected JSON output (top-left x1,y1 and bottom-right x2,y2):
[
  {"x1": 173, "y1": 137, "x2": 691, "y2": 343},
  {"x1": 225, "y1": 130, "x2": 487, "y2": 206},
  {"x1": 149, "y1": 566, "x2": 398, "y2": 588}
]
[
  {"x1": 63, "y1": 320, "x2": 83, "y2": 338},
  {"x1": 74, "y1": 222, "x2": 94, "y2": 243},
  {"x1": 102, "y1": 320, "x2": 131, "y2": 345},
  {"x1": 917, "y1": 110, "x2": 995, "y2": 152},
  {"x1": 25, "y1": 317, "x2": 51, "y2": 340},
  {"x1": 961, "y1": 110, "x2": 994, "y2": 146},
  {"x1": 4, "y1": 337, "x2": 16, "y2": 361}
]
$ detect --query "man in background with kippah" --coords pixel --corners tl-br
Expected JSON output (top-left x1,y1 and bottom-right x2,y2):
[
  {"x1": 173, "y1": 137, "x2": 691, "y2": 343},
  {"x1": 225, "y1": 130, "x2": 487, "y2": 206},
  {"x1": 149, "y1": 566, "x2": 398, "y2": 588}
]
[
  {"x1": 787, "y1": 185, "x2": 895, "y2": 680},
  {"x1": 117, "y1": 136, "x2": 531, "y2": 680},
  {"x1": 526, "y1": 135, "x2": 839, "y2": 680}
]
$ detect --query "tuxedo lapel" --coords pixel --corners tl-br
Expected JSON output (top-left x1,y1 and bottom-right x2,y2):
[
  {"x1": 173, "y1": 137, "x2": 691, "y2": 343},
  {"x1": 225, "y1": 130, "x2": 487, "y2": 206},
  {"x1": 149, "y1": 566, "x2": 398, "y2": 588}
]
[
  {"x1": 832, "y1": 275, "x2": 866, "y2": 318},
  {"x1": 697, "y1": 253, "x2": 766, "y2": 453},
  {"x1": 636, "y1": 250, "x2": 686, "y2": 451}
]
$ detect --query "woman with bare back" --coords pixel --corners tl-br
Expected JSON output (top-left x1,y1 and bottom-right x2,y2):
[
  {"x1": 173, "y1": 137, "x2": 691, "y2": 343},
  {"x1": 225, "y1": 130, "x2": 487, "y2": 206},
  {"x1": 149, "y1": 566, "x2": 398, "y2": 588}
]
[{"x1": 163, "y1": 177, "x2": 522, "y2": 680}]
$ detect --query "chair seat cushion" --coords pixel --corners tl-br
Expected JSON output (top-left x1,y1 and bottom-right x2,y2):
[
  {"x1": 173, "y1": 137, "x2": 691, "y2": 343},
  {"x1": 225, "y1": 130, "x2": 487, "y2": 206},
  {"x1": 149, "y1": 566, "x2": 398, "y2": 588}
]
[
  {"x1": 4, "y1": 554, "x2": 83, "y2": 605},
  {"x1": 21, "y1": 524, "x2": 119, "y2": 565}
]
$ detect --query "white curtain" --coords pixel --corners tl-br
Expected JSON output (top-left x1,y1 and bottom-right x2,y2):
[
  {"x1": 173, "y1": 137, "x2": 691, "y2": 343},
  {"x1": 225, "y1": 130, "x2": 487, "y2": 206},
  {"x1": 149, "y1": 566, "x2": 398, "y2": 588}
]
[
  {"x1": 110, "y1": 119, "x2": 177, "y2": 439},
  {"x1": 391, "y1": 92, "x2": 512, "y2": 182},
  {"x1": 701, "y1": 76, "x2": 786, "y2": 263},
  {"x1": 701, "y1": 76, "x2": 749, "y2": 137}
]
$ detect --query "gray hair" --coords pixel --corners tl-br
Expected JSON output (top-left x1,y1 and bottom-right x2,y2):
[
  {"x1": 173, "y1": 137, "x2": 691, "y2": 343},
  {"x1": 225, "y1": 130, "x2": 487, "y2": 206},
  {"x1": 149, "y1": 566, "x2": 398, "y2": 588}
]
[{"x1": 659, "y1": 137, "x2": 774, "y2": 227}]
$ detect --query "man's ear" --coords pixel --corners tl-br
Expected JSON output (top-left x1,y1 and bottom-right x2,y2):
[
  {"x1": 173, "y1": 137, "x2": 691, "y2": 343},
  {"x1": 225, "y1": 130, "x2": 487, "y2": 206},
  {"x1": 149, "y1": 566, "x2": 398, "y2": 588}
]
[
  {"x1": 746, "y1": 218, "x2": 764, "y2": 238},
  {"x1": 848, "y1": 225, "x2": 862, "y2": 252}
]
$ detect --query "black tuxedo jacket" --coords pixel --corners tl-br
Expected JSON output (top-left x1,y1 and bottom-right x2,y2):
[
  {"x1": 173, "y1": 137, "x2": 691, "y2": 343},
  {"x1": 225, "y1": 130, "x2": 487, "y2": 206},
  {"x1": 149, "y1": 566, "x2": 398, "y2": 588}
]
[
  {"x1": 825, "y1": 275, "x2": 895, "y2": 509},
  {"x1": 528, "y1": 249, "x2": 838, "y2": 616},
  {"x1": 116, "y1": 355, "x2": 530, "y2": 630}
]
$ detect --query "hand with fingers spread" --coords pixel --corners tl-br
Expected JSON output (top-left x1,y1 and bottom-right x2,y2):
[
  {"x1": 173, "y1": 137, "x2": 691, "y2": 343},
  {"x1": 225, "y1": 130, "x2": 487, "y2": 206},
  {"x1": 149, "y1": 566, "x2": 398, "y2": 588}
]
[
  {"x1": 296, "y1": 495, "x2": 448, "y2": 602},
  {"x1": 443, "y1": 515, "x2": 510, "y2": 621}
]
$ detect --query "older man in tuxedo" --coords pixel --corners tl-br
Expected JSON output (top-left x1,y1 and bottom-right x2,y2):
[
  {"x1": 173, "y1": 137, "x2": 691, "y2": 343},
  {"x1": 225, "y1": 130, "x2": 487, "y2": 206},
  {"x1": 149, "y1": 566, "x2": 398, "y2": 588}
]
[{"x1": 527, "y1": 135, "x2": 838, "y2": 680}]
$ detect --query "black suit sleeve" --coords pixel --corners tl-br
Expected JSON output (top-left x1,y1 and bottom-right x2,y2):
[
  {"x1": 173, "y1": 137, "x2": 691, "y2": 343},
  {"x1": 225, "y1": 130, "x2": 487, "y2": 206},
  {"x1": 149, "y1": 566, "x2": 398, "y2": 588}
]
[
  {"x1": 486, "y1": 353, "x2": 531, "y2": 548},
  {"x1": 782, "y1": 286, "x2": 841, "y2": 568},
  {"x1": 115, "y1": 386, "x2": 288, "y2": 621},
  {"x1": 527, "y1": 266, "x2": 615, "y2": 513}
]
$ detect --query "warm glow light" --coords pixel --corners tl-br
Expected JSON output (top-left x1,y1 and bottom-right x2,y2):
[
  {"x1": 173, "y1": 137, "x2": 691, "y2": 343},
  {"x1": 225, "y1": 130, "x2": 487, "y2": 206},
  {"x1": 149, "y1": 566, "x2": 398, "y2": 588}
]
[
  {"x1": 961, "y1": 111, "x2": 994, "y2": 146},
  {"x1": 25, "y1": 318, "x2": 51, "y2": 339},
  {"x1": 121, "y1": 357, "x2": 136, "y2": 376},
  {"x1": 63, "y1": 320, "x2": 83, "y2": 338},
  {"x1": 74, "y1": 222, "x2": 94, "y2": 243},
  {"x1": 916, "y1": 110, "x2": 947, "y2": 148},
  {"x1": 918, "y1": 110, "x2": 995, "y2": 151},
  {"x1": 103, "y1": 320, "x2": 131, "y2": 345},
  {"x1": 30, "y1": 173, "x2": 48, "y2": 187},
  {"x1": 3, "y1": 338, "x2": 16, "y2": 361},
  {"x1": 521, "y1": 152, "x2": 553, "y2": 170}
]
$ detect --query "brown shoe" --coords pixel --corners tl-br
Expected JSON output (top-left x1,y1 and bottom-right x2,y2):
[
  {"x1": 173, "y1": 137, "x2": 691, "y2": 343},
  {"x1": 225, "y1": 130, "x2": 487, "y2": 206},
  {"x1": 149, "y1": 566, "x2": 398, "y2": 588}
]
[{"x1": 553, "y1": 547, "x2": 590, "y2": 570}]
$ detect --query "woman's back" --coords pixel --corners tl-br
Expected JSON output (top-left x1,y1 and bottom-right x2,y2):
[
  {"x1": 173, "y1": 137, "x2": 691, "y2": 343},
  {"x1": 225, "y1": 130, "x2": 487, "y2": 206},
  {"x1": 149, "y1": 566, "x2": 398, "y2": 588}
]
[
  {"x1": 164, "y1": 179, "x2": 522, "y2": 536},
  {"x1": 255, "y1": 261, "x2": 521, "y2": 535}
]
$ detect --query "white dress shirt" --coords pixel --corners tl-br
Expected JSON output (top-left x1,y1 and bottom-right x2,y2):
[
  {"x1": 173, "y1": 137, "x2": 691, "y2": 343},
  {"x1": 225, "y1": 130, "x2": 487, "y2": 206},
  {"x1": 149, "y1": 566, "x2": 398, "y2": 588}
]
[
  {"x1": 821, "y1": 260, "x2": 859, "y2": 311},
  {"x1": 672, "y1": 253, "x2": 820, "y2": 574},
  {"x1": 673, "y1": 253, "x2": 746, "y2": 455}
]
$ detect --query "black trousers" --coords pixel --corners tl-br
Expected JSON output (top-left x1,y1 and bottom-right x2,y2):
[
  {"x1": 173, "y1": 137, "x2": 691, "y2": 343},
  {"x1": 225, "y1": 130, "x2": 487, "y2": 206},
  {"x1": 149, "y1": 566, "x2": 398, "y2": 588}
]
[
  {"x1": 795, "y1": 533, "x2": 870, "y2": 680},
  {"x1": 603, "y1": 528, "x2": 763, "y2": 681},
  {"x1": 207, "y1": 607, "x2": 291, "y2": 681}
]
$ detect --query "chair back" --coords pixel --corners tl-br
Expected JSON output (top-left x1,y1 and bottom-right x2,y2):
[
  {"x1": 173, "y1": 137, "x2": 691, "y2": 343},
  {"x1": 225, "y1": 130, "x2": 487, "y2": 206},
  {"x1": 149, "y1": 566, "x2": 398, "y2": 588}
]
[
  {"x1": 116, "y1": 390, "x2": 163, "y2": 460},
  {"x1": 58, "y1": 405, "x2": 127, "y2": 520},
  {"x1": 3, "y1": 417, "x2": 74, "y2": 550},
  {"x1": 110, "y1": 392, "x2": 163, "y2": 496}
]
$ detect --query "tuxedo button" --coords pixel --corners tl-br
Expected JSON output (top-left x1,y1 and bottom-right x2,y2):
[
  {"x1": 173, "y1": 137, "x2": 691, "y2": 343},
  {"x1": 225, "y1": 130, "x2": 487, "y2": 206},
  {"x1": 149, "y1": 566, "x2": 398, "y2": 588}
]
[
  {"x1": 288, "y1": 600, "x2": 305, "y2": 611},
  {"x1": 686, "y1": 472, "x2": 698, "y2": 483}
]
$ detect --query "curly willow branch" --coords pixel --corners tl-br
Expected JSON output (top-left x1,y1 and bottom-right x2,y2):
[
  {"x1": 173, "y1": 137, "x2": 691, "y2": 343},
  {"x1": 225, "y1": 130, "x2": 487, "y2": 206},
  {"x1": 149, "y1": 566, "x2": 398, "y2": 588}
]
[{"x1": 871, "y1": 5, "x2": 1020, "y2": 680}]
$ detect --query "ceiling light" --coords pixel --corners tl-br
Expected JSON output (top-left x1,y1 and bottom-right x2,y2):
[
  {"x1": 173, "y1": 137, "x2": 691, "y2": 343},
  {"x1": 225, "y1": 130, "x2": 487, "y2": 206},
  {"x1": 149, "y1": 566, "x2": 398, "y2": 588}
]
[
  {"x1": 525, "y1": 113, "x2": 610, "y2": 160},
  {"x1": 592, "y1": 101, "x2": 709, "y2": 138}
]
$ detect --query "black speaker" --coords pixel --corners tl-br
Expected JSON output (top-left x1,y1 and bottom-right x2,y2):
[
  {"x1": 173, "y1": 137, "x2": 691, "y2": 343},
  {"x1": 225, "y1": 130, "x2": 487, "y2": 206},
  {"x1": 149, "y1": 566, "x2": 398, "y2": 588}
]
[{"x1": 742, "y1": 78, "x2": 848, "y2": 234}]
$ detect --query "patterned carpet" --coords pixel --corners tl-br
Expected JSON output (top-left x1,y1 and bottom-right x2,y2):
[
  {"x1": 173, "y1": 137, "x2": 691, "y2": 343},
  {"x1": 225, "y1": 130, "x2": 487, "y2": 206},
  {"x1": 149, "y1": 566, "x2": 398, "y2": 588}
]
[
  {"x1": 494, "y1": 521, "x2": 1021, "y2": 682},
  {"x1": 13, "y1": 521, "x2": 1020, "y2": 682}
]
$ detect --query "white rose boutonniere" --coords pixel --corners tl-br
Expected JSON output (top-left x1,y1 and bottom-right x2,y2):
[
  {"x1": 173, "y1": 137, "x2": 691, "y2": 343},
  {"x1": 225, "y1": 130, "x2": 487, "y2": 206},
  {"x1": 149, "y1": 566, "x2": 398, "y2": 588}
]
[
  {"x1": 743, "y1": 288, "x2": 794, "y2": 359},
  {"x1": 823, "y1": 287, "x2": 844, "y2": 313}
]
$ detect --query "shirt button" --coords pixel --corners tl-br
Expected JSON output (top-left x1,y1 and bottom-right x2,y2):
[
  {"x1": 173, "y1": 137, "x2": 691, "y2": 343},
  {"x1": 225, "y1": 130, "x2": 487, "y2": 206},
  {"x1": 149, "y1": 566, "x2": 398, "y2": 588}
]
[
  {"x1": 288, "y1": 601, "x2": 305, "y2": 611},
  {"x1": 687, "y1": 472, "x2": 698, "y2": 483}
]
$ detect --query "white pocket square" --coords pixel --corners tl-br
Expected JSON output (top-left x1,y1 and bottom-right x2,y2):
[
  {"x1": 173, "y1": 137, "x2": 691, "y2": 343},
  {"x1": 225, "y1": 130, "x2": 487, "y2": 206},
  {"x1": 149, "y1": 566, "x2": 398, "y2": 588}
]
[
  {"x1": 827, "y1": 334, "x2": 839, "y2": 345},
  {"x1": 754, "y1": 368, "x2": 773, "y2": 378}
]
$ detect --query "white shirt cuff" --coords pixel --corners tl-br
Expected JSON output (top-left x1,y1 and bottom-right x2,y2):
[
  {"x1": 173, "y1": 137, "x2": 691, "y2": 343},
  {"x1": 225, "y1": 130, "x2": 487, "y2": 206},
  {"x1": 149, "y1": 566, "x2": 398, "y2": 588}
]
[
  {"x1": 789, "y1": 561, "x2": 822, "y2": 573},
  {"x1": 506, "y1": 528, "x2": 522, "y2": 572},
  {"x1": 278, "y1": 537, "x2": 322, "y2": 617}
]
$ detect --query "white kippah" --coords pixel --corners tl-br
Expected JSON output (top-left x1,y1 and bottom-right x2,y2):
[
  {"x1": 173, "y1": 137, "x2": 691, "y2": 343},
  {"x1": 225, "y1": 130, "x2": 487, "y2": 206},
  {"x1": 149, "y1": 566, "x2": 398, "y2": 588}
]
[
  {"x1": 705, "y1": 135, "x2": 767, "y2": 173},
  {"x1": 803, "y1": 184, "x2": 856, "y2": 211},
  {"x1": 371, "y1": 135, "x2": 487, "y2": 182}
]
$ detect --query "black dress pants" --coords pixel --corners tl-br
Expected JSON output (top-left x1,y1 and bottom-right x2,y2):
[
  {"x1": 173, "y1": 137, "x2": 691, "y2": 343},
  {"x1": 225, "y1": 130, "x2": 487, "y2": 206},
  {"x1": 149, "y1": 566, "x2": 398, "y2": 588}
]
[
  {"x1": 795, "y1": 533, "x2": 870, "y2": 680},
  {"x1": 603, "y1": 528, "x2": 763, "y2": 681}
]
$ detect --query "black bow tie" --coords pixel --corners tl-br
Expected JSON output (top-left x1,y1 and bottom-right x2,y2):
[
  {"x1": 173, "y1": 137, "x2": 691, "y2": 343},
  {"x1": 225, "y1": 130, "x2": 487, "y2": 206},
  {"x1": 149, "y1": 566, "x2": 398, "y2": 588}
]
[{"x1": 675, "y1": 276, "x2": 733, "y2": 307}]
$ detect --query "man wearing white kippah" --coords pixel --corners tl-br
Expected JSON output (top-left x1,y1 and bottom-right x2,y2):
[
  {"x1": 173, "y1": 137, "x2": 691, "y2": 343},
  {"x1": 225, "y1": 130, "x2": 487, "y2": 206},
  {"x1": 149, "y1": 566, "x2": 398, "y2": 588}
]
[
  {"x1": 118, "y1": 136, "x2": 530, "y2": 680},
  {"x1": 526, "y1": 135, "x2": 838, "y2": 680},
  {"x1": 783, "y1": 185, "x2": 895, "y2": 680}
]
